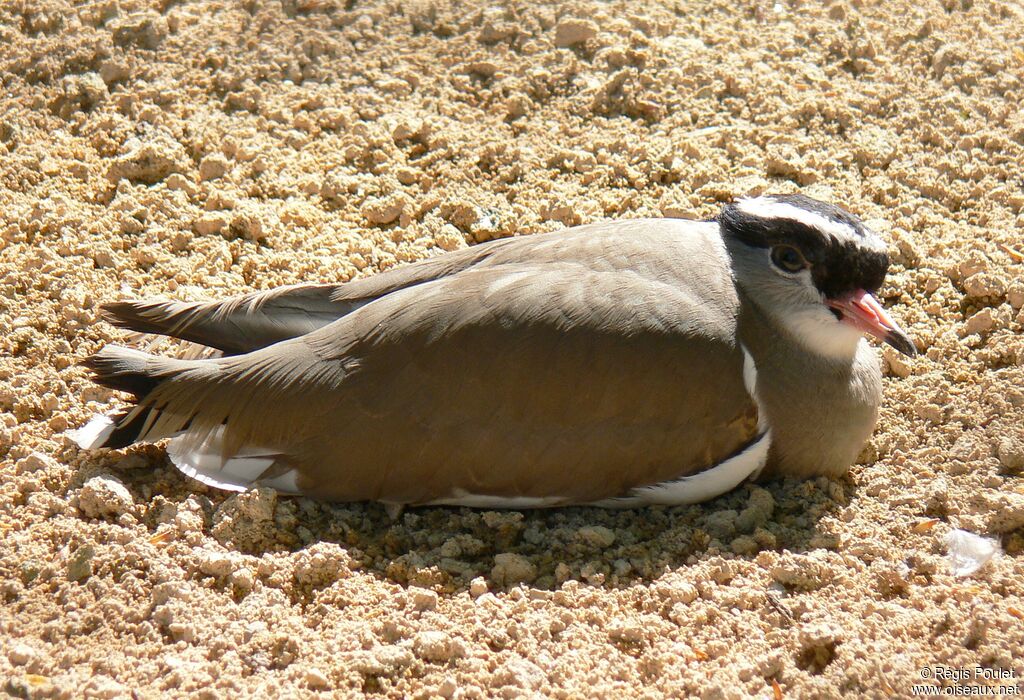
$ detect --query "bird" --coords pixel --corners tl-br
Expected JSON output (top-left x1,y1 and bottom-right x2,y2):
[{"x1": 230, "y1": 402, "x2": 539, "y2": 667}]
[{"x1": 70, "y1": 193, "x2": 917, "y2": 508}]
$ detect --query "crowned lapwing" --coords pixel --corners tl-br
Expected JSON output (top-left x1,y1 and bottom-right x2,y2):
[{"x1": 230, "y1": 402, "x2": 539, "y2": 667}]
[{"x1": 71, "y1": 194, "x2": 916, "y2": 507}]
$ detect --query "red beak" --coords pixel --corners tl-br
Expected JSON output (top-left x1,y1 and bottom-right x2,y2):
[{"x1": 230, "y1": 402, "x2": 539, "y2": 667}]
[{"x1": 827, "y1": 289, "x2": 917, "y2": 357}]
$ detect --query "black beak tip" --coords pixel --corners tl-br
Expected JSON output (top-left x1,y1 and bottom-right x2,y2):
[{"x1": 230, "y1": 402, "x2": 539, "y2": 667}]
[{"x1": 885, "y1": 330, "x2": 918, "y2": 358}]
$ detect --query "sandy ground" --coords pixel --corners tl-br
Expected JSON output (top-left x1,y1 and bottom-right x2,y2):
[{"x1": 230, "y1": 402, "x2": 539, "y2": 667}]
[{"x1": 1, "y1": 0, "x2": 1024, "y2": 697}]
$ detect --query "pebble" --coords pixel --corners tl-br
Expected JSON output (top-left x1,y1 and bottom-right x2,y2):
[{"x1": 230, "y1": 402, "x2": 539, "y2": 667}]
[
  {"x1": 81, "y1": 676, "x2": 128, "y2": 699},
  {"x1": 653, "y1": 575, "x2": 699, "y2": 604},
  {"x1": 996, "y1": 436, "x2": 1024, "y2": 471},
  {"x1": 197, "y1": 550, "x2": 238, "y2": 578},
  {"x1": 78, "y1": 475, "x2": 134, "y2": 518},
  {"x1": 110, "y1": 12, "x2": 168, "y2": 50},
  {"x1": 14, "y1": 451, "x2": 60, "y2": 474},
  {"x1": 491, "y1": 553, "x2": 537, "y2": 586},
  {"x1": 554, "y1": 19, "x2": 598, "y2": 47},
  {"x1": 8, "y1": 643, "x2": 36, "y2": 666},
  {"x1": 67, "y1": 544, "x2": 96, "y2": 582},
  {"x1": 436, "y1": 676, "x2": 458, "y2": 698},
  {"x1": 411, "y1": 587, "x2": 439, "y2": 611},
  {"x1": 198, "y1": 153, "x2": 230, "y2": 181},
  {"x1": 576, "y1": 525, "x2": 616, "y2": 548},
  {"x1": 492, "y1": 656, "x2": 546, "y2": 690},
  {"x1": 956, "y1": 252, "x2": 988, "y2": 279},
  {"x1": 963, "y1": 272, "x2": 1007, "y2": 299},
  {"x1": 986, "y1": 492, "x2": 1024, "y2": 533},
  {"x1": 292, "y1": 542, "x2": 351, "y2": 588},
  {"x1": 412, "y1": 630, "x2": 463, "y2": 662},
  {"x1": 962, "y1": 308, "x2": 995, "y2": 336},
  {"x1": 771, "y1": 552, "x2": 836, "y2": 590},
  {"x1": 703, "y1": 510, "x2": 738, "y2": 540},
  {"x1": 108, "y1": 137, "x2": 185, "y2": 185},
  {"x1": 304, "y1": 667, "x2": 329, "y2": 689},
  {"x1": 798, "y1": 621, "x2": 843, "y2": 650},
  {"x1": 194, "y1": 212, "x2": 229, "y2": 236},
  {"x1": 226, "y1": 207, "x2": 267, "y2": 242},
  {"x1": 1007, "y1": 282, "x2": 1024, "y2": 310},
  {"x1": 362, "y1": 195, "x2": 408, "y2": 225},
  {"x1": 469, "y1": 577, "x2": 488, "y2": 597},
  {"x1": 226, "y1": 487, "x2": 276, "y2": 522}
]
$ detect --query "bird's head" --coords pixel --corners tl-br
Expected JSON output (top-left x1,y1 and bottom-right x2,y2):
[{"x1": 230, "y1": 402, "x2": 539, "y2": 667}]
[{"x1": 719, "y1": 193, "x2": 917, "y2": 361}]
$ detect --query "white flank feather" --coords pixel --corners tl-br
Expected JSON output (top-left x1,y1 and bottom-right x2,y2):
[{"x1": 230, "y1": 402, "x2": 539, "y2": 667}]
[
  {"x1": 166, "y1": 428, "x2": 297, "y2": 494},
  {"x1": 599, "y1": 430, "x2": 772, "y2": 507},
  {"x1": 945, "y1": 528, "x2": 1001, "y2": 578},
  {"x1": 67, "y1": 414, "x2": 116, "y2": 450}
]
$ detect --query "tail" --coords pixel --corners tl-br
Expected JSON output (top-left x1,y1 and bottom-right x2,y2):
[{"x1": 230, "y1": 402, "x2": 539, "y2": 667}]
[
  {"x1": 102, "y1": 284, "x2": 364, "y2": 356},
  {"x1": 69, "y1": 346, "x2": 195, "y2": 450},
  {"x1": 69, "y1": 345, "x2": 299, "y2": 494}
]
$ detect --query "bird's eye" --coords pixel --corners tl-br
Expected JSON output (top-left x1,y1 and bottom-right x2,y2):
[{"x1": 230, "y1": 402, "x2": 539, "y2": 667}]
[{"x1": 770, "y1": 245, "x2": 807, "y2": 273}]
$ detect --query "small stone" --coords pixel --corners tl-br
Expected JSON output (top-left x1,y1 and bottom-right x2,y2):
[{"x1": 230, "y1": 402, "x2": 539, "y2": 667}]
[
  {"x1": 437, "y1": 676, "x2": 458, "y2": 698},
  {"x1": 362, "y1": 194, "x2": 408, "y2": 225},
  {"x1": 772, "y1": 552, "x2": 836, "y2": 590},
  {"x1": 353, "y1": 646, "x2": 415, "y2": 676},
  {"x1": 491, "y1": 553, "x2": 537, "y2": 586},
  {"x1": 226, "y1": 208, "x2": 266, "y2": 242},
  {"x1": 729, "y1": 535, "x2": 759, "y2": 555},
  {"x1": 14, "y1": 451, "x2": 60, "y2": 474},
  {"x1": 554, "y1": 18, "x2": 598, "y2": 47},
  {"x1": 955, "y1": 252, "x2": 988, "y2": 280},
  {"x1": 197, "y1": 550, "x2": 237, "y2": 578},
  {"x1": 111, "y1": 12, "x2": 168, "y2": 50},
  {"x1": 963, "y1": 273, "x2": 1007, "y2": 299},
  {"x1": 198, "y1": 153, "x2": 230, "y2": 181},
  {"x1": 703, "y1": 509, "x2": 738, "y2": 540},
  {"x1": 109, "y1": 137, "x2": 186, "y2": 185},
  {"x1": 152, "y1": 581, "x2": 190, "y2": 606},
  {"x1": 576, "y1": 525, "x2": 616, "y2": 548},
  {"x1": 653, "y1": 575, "x2": 699, "y2": 604},
  {"x1": 607, "y1": 617, "x2": 644, "y2": 643},
  {"x1": 81, "y1": 675, "x2": 127, "y2": 699},
  {"x1": 292, "y1": 542, "x2": 351, "y2": 589},
  {"x1": 986, "y1": 492, "x2": 1024, "y2": 534},
  {"x1": 8, "y1": 643, "x2": 36, "y2": 666},
  {"x1": 79, "y1": 475, "x2": 134, "y2": 518},
  {"x1": 58, "y1": 72, "x2": 108, "y2": 115},
  {"x1": 883, "y1": 346, "x2": 914, "y2": 378},
  {"x1": 963, "y1": 308, "x2": 995, "y2": 336},
  {"x1": 67, "y1": 544, "x2": 96, "y2": 582},
  {"x1": 996, "y1": 436, "x2": 1024, "y2": 471},
  {"x1": 469, "y1": 577, "x2": 488, "y2": 597},
  {"x1": 1007, "y1": 282, "x2": 1024, "y2": 310},
  {"x1": 193, "y1": 212, "x2": 230, "y2": 236},
  {"x1": 736, "y1": 487, "x2": 775, "y2": 532},
  {"x1": 99, "y1": 59, "x2": 130, "y2": 85},
  {"x1": 492, "y1": 656, "x2": 546, "y2": 690},
  {"x1": 165, "y1": 173, "x2": 196, "y2": 194},
  {"x1": 411, "y1": 587, "x2": 438, "y2": 611},
  {"x1": 305, "y1": 667, "x2": 329, "y2": 689},
  {"x1": 412, "y1": 630, "x2": 463, "y2": 662},
  {"x1": 798, "y1": 621, "x2": 843, "y2": 653},
  {"x1": 230, "y1": 567, "x2": 255, "y2": 592},
  {"x1": 231, "y1": 487, "x2": 276, "y2": 521}
]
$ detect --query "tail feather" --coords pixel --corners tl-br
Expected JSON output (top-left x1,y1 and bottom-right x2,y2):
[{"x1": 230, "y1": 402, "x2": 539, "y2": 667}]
[
  {"x1": 71, "y1": 344, "x2": 300, "y2": 495},
  {"x1": 82, "y1": 345, "x2": 186, "y2": 397},
  {"x1": 75, "y1": 346, "x2": 197, "y2": 449},
  {"x1": 101, "y1": 285, "x2": 361, "y2": 355}
]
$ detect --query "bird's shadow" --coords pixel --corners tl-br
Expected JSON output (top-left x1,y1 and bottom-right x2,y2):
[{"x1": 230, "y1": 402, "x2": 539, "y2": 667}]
[{"x1": 73, "y1": 444, "x2": 856, "y2": 599}]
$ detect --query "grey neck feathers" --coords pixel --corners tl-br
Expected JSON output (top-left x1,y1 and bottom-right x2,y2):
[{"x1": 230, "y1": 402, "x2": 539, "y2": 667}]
[{"x1": 735, "y1": 290, "x2": 883, "y2": 480}]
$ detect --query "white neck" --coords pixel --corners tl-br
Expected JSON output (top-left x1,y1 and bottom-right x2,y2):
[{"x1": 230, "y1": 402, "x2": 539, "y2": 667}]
[{"x1": 773, "y1": 306, "x2": 865, "y2": 362}]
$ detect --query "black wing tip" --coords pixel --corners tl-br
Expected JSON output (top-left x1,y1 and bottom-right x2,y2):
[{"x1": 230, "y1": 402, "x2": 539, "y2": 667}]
[
  {"x1": 81, "y1": 346, "x2": 160, "y2": 397},
  {"x1": 99, "y1": 300, "x2": 162, "y2": 331}
]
